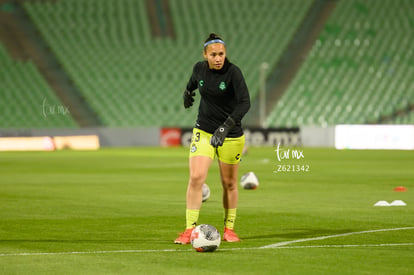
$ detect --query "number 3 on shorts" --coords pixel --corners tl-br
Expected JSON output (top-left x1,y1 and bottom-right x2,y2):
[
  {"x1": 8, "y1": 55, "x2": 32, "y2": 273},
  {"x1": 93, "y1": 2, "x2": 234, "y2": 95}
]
[{"x1": 193, "y1": 132, "x2": 201, "y2": 143}]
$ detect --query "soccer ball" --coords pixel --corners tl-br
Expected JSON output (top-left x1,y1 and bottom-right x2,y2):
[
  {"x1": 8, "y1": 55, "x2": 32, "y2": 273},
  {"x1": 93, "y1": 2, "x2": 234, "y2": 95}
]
[
  {"x1": 190, "y1": 224, "x2": 221, "y2": 252},
  {"x1": 240, "y1": 171, "x2": 259, "y2": 189},
  {"x1": 202, "y1": 183, "x2": 210, "y2": 202}
]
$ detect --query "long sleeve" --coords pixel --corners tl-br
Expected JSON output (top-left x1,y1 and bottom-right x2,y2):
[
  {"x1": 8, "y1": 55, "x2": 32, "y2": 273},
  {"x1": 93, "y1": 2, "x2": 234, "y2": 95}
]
[
  {"x1": 186, "y1": 63, "x2": 200, "y2": 92},
  {"x1": 184, "y1": 60, "x2": 250, "y2": 137},
  {"x1": 229, "y1": 66, "x2": 250, "y2": 124}
]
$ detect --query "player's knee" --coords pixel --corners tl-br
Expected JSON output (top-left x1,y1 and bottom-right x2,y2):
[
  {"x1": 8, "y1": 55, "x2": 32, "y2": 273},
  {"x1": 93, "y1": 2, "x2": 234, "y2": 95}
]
[
  {"x1": 189, "y1": 172, "x2": 206, "y2": 187},
  {"x1": 222, "y1": 177, "x2": 237, "y2": 191}
]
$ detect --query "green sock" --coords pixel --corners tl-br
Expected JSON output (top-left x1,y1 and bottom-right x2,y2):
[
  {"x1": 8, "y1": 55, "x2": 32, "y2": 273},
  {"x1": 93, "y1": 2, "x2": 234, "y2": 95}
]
[
  {"x1": 224, "y1": 208, "x2": 237, "y2": 229},
  {"x1": 186, "y1": 209, "x2": 199, "y2": 229}
]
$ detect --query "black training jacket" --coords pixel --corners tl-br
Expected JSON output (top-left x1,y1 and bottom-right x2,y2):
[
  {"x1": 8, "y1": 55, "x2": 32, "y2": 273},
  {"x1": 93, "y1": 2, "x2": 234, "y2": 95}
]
[{"x1": 186, "y1": 59, "x2": 250, "y2": 138}]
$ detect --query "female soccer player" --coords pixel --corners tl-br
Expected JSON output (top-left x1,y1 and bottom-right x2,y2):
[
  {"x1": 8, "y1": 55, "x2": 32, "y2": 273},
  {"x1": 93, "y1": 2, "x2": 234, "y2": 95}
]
[{"x1": 175, "y1": 33, "x2": 250, "y2": 244}]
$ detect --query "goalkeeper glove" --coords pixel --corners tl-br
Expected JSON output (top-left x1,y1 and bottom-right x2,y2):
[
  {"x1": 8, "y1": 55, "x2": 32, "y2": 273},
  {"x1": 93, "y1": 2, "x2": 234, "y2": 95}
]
[
  {"x1": 210, "y1": 117, "x2": 235, "y2": 148},
  {"x1": 183, "y1": 89, "x2": 195, "y2": 108}
]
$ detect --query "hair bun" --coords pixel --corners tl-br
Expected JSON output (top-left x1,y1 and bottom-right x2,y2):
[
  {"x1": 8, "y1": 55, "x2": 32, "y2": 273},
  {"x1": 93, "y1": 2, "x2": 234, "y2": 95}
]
[{"x1": 205, "y1": 33, "x2": 223, "y2": 43}]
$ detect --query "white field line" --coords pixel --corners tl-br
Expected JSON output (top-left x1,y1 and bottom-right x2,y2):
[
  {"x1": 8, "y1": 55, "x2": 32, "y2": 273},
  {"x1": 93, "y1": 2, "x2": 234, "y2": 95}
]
[
  {"x1": 260, "y1": 226, "x2": 414, "y2": 249},
  {"x1": 0, "y1": 227, "x2": 413, "y2": 257},
  {"x1": 1, "y1": 243, "x2": 413, "y2": 256},
  {"x1": 273, "y1": 243, "x2": 414, "y2": 249},
  {"x1": 219, "y1": 243, "x2": 414, "y2": 251},
  {"x1": 0, "y1": 249, "x2": 185, "y2": 257}
]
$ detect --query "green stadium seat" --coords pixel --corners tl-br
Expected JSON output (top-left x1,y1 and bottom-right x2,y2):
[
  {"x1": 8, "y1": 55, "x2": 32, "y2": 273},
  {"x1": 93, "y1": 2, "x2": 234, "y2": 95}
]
[
  {"x1": 24, "y1": 0, "x2": 312, "y2": 127},
  {"x1": 0, "y1": 43, "x2": 78, "y2": 128},
  {"x1": 18, "y1": 0, "x2": 413, "y2": 128},
  {"x1": 267, "y1": 0, "x2": 414, "y2": 127}
]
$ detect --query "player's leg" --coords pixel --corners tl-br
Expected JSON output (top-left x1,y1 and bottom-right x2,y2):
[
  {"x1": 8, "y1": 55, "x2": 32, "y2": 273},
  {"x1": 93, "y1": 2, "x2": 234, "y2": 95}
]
[
  {"x1": 217, "y1": 135, "x2": 245, "y2": 242},
  {"x1": 186, "y1": 129, "x2": 215, "y2": 224},
  {"x1": 175, "y1": 129, "x2": 214, "y2": 244},
  {"x1": 186, "y1": 155, "x2": 213, "y2": 223},
  {"x1": 219, "y1": 160, "x2": 239, "y2": 216},
  {"x1": 219, "y1": 161, "x2": 241, "y2": 242}
]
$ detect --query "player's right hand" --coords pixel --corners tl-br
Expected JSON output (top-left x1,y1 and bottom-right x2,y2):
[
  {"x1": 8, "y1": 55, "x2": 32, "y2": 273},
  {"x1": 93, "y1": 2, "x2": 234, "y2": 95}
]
[{"x1": 183, "y1": 89, "x2": 195, "y2": 108}]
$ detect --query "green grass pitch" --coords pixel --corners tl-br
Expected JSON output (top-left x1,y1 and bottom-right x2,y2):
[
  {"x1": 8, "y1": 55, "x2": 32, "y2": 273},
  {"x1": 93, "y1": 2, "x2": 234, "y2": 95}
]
[{"x1": 1, "y1": 147, "x2": 413, "y2": 274}]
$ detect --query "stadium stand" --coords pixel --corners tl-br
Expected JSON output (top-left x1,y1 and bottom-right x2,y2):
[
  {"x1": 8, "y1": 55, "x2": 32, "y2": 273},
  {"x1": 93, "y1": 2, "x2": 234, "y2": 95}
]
[
  {"x1": 0, "y1": 42, "x2": 78, "y2": 128},
  {"x1": 266, "y1": 0, "x2": 414, "y2": 127},
  {"x1": 23, "y1": 0, "x2": 311, "y2": 127},
  {"x1": 2, "y1": 0, "x2": 412, "y2": 129},
  {"x1": 394, "y1": 112, "x2": 414, "y2": 124}
]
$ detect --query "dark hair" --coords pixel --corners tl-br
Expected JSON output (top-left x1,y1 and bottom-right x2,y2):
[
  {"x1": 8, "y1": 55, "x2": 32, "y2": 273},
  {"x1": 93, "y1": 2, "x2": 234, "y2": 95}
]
[
  {"x1": 204, "y1": 33, "x2": 224, "y2": 44},
  {"x1": 203, "y1": 33, "x2": 226, "y2": 52}
]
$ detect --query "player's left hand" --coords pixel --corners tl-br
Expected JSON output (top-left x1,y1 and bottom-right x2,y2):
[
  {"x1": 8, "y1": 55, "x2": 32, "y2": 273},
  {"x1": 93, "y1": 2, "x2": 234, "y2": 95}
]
[
  {"x1": 183, "y1": 89, "x2": 195, "y2": 108},
  {"x1": 210, "y1": 117, "x2": 235, "y2": 148}
]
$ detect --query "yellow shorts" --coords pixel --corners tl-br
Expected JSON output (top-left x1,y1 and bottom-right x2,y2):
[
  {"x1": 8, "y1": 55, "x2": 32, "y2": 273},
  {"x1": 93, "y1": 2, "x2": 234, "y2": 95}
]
[{"x1": 189, "y1": 128, "x2": 245, "y2": 164}]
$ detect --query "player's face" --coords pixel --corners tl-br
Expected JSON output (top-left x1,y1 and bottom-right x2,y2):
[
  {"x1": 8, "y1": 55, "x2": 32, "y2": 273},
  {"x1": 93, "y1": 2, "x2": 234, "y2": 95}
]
[{"x1": 204, "y1": 43, "x2": 226, "y2": 70}]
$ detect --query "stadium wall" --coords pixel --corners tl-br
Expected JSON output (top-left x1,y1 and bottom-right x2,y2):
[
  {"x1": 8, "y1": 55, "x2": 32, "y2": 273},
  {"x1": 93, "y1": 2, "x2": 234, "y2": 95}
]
[
  {"x1": 0, "y1": 128, "x2": 160, "y2": 147},
  {"x1": 301, "y1": 126, "x2": 335, "y2": 147},
  {"x1": 0, "y1": 127, "x2": 334, "y2": 148}
]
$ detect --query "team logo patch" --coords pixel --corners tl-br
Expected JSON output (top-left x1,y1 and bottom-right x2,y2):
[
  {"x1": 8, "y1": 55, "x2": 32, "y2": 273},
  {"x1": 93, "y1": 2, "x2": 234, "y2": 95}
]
[
  {"x1": 219, "y1": 81, "x2": 226, "y2": 91},
  {"x1": 191, "y1": 144, "x2": 197, "y2": 153}
]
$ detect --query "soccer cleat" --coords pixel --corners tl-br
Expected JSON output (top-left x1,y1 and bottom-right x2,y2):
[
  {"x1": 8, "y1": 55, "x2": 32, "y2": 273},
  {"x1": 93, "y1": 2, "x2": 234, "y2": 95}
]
[
  {"x1": 174, "y1": 228, "x2": 193, "y2": 244},
  {"x1": 223, "y1": 227, "x2": 240, "y2": 242}
]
